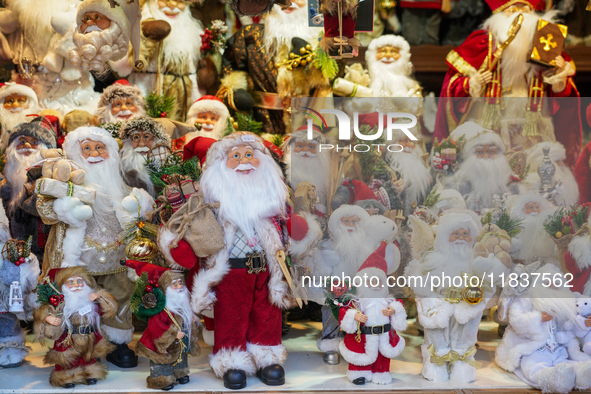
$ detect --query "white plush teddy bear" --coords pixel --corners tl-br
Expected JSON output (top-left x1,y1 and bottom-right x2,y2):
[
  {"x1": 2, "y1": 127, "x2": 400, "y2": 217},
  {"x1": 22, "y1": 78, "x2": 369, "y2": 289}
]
[{"x1": 560, "y1": 295, "x2": 591, "y2": 361}]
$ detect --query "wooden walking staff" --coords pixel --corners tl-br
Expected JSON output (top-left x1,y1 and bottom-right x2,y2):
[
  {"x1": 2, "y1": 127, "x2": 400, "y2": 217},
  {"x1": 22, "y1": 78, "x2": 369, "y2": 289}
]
[
  {"x1": 276, "y1": 250, "x2": 303, "y2": 308},
  {"x1": 459, "y1": 13, "x2": 524, "y2": 124}
]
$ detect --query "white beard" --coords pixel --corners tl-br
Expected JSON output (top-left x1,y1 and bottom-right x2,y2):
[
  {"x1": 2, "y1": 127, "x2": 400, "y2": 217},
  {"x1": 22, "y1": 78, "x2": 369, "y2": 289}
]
[
  {"x1": 0, "y1": 105, "x2": 38, "y2": 151},
  {"x1": 264, "y1": 5, "x2": 322, "y2": 59},
  {"x1": 71, "y1": 22, "x2": 126, "y2": 74},
  {"x1": 144, "y1": 1, "x2": 203, "y2": 73},
  {"x1": 330, "y1": 224, "x2": 369, "y2": 276},
  {"x1": 483, "y1": 11, "x2": 558, "y2": 87},
  {"x1": 454, "y1": 153, "x2": 511, "y2": 210},
  {"x1": 386, "y1": 147, "x2": 431, "y2": 205},
  {"x1": 368, "y1": 56, "x2": 417, "y2": 97},
  {"x1": 529, "y1": 285, "x2": 577, "y2": 325},
  {"x1": 356, "y1": 297, "x2": 392, "y2": 326},
  {"x1": 184, "y1": 118, "x2": 228, "y2": 142},
  {"x1": 289, "y1": 150, "x2": 331, "y2": 206},
  {"x1": 96, "y1": 106, "x2": 146, "y2": 125},
  {"x1": 422, "y1": 244, "x2": 473, "y2": 279},
  {"x1": 166, "y1": 286, "x2": 194, "y2": 338},
  {"x1": 514, "y1": 210, "x2": 556, "y2": 260},
  {"x1": 201, "y1": 151, "x2": 287, "y2": 240},
  {"x1": 3, "y1": 140, "x2": 46, "y2": 215},
  {"x1": 120, "y1": 140, "x2": 155, "y2": 197},
  {"x1": 61, "y1": 284, "x2": 101, "y2": 331}
]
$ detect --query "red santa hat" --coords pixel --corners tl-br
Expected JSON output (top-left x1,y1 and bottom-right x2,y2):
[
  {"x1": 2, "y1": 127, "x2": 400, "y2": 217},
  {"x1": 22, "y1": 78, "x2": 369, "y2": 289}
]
[
  {"x1": 0, "y1": 82, "x2": 38, "y2": 107},
  {"x1": 125, "y1": 260, "x2": 183, "y2": 289},
  {"x1": 97, "y1": 79, "x2": 145, "y2": 109},
  {"x1": 187, "y1": 96, "x2": 230, "y2": 121},
  {"x1": 485, "y1": 0, "x2": 541, "y2": 12},
  {"x1": 331, "y1": 179, "x2": 378, "y2": 210},
  {"x1": 289, "y1": 212, "x2": 324, "y2": 257},
  {"x1": 356, "y1": 241, "x2": 388, "y2": 278},
  {"x1": 182, "y1": 135, "x2": 217, "y2": 166},
  {"x1": 288, "y1": 213, "x2": 309, "y2": 241},
  {"x1": 450, "y1": 121, "x2": 505, "y2": 157}
]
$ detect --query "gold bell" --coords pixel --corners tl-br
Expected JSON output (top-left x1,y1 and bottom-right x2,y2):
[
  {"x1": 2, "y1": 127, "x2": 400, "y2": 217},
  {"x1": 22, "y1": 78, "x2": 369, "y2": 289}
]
[
  {"x1": 125, "y1": 237, "x2": 158, "y2": 262},
  {"x1": 300, "y1": 47, "x2": 307, "y2": 55},
  {"x1": 461, "y1": 286, "x2": 484, "y2": 305}
]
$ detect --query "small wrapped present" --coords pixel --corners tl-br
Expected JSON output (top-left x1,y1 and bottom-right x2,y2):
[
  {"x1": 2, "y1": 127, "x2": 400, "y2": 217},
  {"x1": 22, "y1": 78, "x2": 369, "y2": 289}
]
[
  {"x1": 35, "y1": 178, "x2": 96, "y2": 205},
  {"x1": 332, "y1": 78, "x2": 373, "y2": 97}
]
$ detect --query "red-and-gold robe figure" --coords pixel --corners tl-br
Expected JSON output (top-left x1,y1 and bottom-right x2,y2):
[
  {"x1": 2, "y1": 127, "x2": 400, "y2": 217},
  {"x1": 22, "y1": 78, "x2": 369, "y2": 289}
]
[{"x1": 434, "y1": 0, "x2": 581, "y2": 168}]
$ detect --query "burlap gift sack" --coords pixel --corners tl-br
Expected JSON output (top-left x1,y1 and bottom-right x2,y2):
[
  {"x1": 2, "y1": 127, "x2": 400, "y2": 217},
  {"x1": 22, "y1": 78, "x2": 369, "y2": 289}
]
[{"x1": 164, "y1": 191, "x2": 224, "y2": 258}]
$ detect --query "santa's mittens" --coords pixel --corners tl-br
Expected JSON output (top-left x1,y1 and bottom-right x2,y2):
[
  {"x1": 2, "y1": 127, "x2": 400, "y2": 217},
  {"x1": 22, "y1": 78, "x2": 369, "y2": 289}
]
[
  {"x1": 53, "y1": 196, "x2": 92, "y2": 227},
  {"x1": 169, "y1": 239, "x2": 198, "y2": 270}
]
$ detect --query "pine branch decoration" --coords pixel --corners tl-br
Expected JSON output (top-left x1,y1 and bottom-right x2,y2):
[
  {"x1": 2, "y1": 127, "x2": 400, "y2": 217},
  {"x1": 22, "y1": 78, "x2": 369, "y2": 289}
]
[
  {"x1": 146, "y1": 91, "x2": 175, "y2": 118},
  {"x1": 313, "y1": 47, "x2": 339, "y2": 80}
]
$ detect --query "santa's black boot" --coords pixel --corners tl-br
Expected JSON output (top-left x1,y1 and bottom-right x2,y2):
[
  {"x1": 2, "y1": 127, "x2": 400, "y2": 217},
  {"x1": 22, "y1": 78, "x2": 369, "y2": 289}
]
[
  {"x1": 257, "y1": 364, "x2": 285, "y2": 386},
  {"x1": 223, "y1": 369, "x2": 247, "y2": 390},
  {"x1": 106, "y1": 343, "x2": 138, "y2": 368}
]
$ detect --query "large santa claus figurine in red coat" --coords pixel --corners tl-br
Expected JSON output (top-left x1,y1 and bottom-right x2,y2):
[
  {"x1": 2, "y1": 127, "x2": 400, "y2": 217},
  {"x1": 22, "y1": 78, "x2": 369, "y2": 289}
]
[
  {"x1": 338, "y1": 242, "x2": 407, "y2": 385},
  {"x1": 190, "y1": 132, "x2": 293, "y2": 390}
]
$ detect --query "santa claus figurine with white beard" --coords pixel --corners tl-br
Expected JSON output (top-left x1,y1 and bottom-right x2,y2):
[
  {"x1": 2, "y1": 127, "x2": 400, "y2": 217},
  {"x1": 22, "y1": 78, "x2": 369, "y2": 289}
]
[
  {"x1": 283, "y1": 125, "x2": 333, "y2": 214},
  {"x1": 509, "y1": 193, "x2": 559, "y2": 266},
  {"x1": 119, "y1": 116, "x2": 172, "y2": 198},
  {"x1": 0, "y1": 83, "x2": 39, "y2": 151},
  {"x1": 365, "y1": 35, "x2": 422, "y2": 105},
  {"x1": 34, "y1": 267, "x2": 118, "y2": 388},
  {"x1": 563, "y1": 208, "x2": 591, "y2": 295},
  {"x1": 496, "y1": 264, "x2": 591, "y2": 393},
  {"x1": 182, "y1": 96, "x2": 231, "y2": 145},
  {"x1": 339, "y1": 242, "x2": 407, "y2": 385},
  {"x1": 1, "y1": 119, "x2": 57, "y2": 261},
  {"x1": 37, "y1": 126, "x2": 155, "y2": 369},
  {"x1": 190, "y1": 132, "x2": 293, "y2": 390},
  {"x1": 221, "y1": 0, "x2": 331, "y2": 135},
  {"x1": 95, "y1": 80, "x2": 146, "y2": 125},
  {"x1": 434, "y1": 0, "x2": 581, "y2": 167},
  {"x1": 448, "y1": 121, "x2": 512, "y2": 212},
  {"x1": 521, "y1": 141, "x2": 579, "y2": 207},
  {"x1": 406, "y1": 212, "x2": 507, "y2": 383},
  {"x1": 112, "y1": 0, "x2": 203, "y2": 121}
]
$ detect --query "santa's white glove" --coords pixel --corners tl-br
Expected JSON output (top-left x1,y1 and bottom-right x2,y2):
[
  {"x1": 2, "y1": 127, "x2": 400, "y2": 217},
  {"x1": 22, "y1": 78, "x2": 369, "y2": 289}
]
[
  {"x1": 473, "y1": 253, "x2": 509, "y2": 288},
  {"x1": 543, "y1": 56, "x2": 575, "y2": 93},
  {"x1": 468, "y1": 70, "x2": 492, "y2": 97},
  {"x1": 119, "y1": 188, "x2": 155, "y2": 227},
  {"x1": 53, "y1": 197, "x2": 93, "y2": 227},
  {"x1": 510, "y1": 237, "x2": 522, "y2": 255}
]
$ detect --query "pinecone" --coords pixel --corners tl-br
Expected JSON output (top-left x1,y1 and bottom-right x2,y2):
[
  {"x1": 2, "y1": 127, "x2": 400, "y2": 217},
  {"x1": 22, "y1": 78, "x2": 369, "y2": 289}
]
[{"x1": 142, "y1": 293, "x2": 157, "y2": 309}]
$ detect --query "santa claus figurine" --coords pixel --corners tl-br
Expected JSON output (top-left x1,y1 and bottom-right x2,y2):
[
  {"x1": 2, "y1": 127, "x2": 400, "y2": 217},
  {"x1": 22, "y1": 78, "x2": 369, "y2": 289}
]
[
  {"x1": 320, "y1": 0, "x2": 359, "y2": 58},
  {"x1": 0, "y1": 82, "x2": 39, "y2": 151},
  {"x1": 365, "y1": 35, "x2": 422, "y2": 104},
  {"x1": 407, "y1": 212, "x2": 507, "y2": 382},
  {"x1": 37, "y1": 126, "x2": 155, "y2": 369},
  {"x1": 0, "y1": 233, "x2": 40, "y2": 368},
  {"x1": 33, "y1": 267, "x2": 118, "y2": 388},
  {"x1": 496, "y1": 263, "x2": 591, "y2": 393},
  {"x1": 190, "y1": 132, "x2": 293, "y2": 389},
  {"x1": 284, "y1": 125, "x2": 333, "y2": 214},
  {"x1": 119, "y1": 116, "x2": 172, "y2": 198},
  {"x1": 111, "y1": 0, "x2": 204, "y2": 121},
  {"x1": 434, "y1": 0, "x2": 581, "y2": 167},
  {"x1": 180, "y1": 96, "x2": 231, "y2": 151},
  {"x1": 448, "y1": 121, "x2": 512, "y2": 212},
  {"x1": 339, "y1": 242, "x2": 407, "y2": 385},
  {"x1": 126, "y1": 260, "x2": 200, "y2": 391},
  {"x1": 95, "y1": 80, "x2": 146, "y2": 125},
  {"x1": 563, "y1": 207, "x2": 591, "y2": 295},
  {"x1": 1, "y1": 119, "x2": 57, "y2": 261},
  {"x1": 509, "y1": 193, "x2": 558, "y2": 266}
]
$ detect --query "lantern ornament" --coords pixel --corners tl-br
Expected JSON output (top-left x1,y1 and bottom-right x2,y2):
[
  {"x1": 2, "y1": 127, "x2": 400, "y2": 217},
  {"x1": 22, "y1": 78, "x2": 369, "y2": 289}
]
[{"x1": 9, "y1": 281, "x2": 24, "y2": 313}]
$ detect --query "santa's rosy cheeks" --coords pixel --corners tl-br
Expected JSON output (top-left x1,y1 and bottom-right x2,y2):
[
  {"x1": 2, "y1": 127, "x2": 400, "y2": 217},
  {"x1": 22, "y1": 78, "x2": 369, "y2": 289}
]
[
  {"x1": 196, "y1": 111, "x2": 219, "y2": 131},
  {"x1": 376, "y1": 45, "x2": 401, "y2": 63},
  {"x1": 80, "y1": 12, "x2": 111, "y2": 34},
  {"x1": 226, "y1": 145, "x2": 260, "y2": 174},
  {"x1": 66, "y1": 276, "x2": 85, "y2": 291},
  {"x1": 157, "y1": 0, "x2": 186, "y2": 17},
  {"x1": 130, "y1": 131, "x2": 155, "y2": 150},
  {"x1": 111, "y1": 98, "x2": 139, "y2": 118},
  {"x1": 340, "y1": 215, "x2": 360, "y2": 232},
  {"x1": 474, "y1": 144, "x2": 498, "y2": 159},
  {"x1": 449, "y1": 228, "x2": 471, "y2": 243},
  {"x1": 3, "y1": 93, "x2": 28, "y2": 111},
  {"x1": 16, "y1": 135, "x2": 40, "y2": 155},
  {"x1": 80, "y1": 139, "x2": 109, "y2": 162},
  {"x1": 294, "y1": 141, "x2": 318, "y2": 155}
]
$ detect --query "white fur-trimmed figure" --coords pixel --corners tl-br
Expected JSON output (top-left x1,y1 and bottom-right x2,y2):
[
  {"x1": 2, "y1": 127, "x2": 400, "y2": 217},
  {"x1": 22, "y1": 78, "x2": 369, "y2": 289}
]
[
  {"x1": 0, "y1": 82, "x2": 39, "y2": 151},
  {"x1": 95, "y1": 80, "x2": 146, "y2": 124},
  {"x1": 563, "y1": 209, "x2": 591, "y2": 296},
  {"x1": 184, "y1": 96, "x2": 231, "y2": 143}
]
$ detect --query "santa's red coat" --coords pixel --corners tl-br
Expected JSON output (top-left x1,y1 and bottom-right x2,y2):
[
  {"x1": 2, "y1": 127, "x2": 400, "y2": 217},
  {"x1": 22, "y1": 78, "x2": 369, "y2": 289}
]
[
  {"x1": 575, "y1": 140, "x2": 591, "y2": 204},
  {"x1": 138, "y1": 309, "x2": 177, "y2": 354}
]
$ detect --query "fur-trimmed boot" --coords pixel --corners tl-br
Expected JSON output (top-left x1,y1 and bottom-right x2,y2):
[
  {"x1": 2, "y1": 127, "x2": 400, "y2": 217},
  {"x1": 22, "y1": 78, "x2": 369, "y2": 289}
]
[
  {"x1": 532, "y1": 364, "x2": 575, "y2": 394},
  {"x1": 420, "y1": 343, "x2": 449, "y2": 382}
]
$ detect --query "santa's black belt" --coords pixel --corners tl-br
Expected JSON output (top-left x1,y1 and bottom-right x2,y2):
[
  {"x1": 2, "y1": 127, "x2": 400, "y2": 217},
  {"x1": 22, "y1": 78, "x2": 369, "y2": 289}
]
[
  {"x1": 360, "y1": 323, "x2": 391, "y2": 335},
  {"x1": 229, "y1": 252, "x2": 267, "y2": 274},
  {"x1": 66, "y1": 325, "x2": 95, "y2": 335}
]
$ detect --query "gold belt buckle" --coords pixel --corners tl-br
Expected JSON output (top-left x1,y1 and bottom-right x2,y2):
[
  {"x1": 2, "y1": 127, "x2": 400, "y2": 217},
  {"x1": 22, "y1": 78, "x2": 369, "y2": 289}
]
[
  {"x1": 372, "y1": 325, "x2": 384, "y2": 335},
  {"x1": 245, "y1": 251, "x2": 267, "y2": 274}
]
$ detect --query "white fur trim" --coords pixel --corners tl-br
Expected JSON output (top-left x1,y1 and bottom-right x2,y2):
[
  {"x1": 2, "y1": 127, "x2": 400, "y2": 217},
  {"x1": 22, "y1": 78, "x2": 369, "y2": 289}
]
[
  {"x1": 450, "y1": 121, "x2": 504, "y2": 155},
  {"x1": 509, "y1": 193, "x2": 553, "y2": 218},
  {"x1": 246, "y1": 342, "x2": 287, "y2": 369},
  {"x1": 389, "y1": 300, "x2": 407, "y2": 332},
  {"x1": 291, "y1": 212, "x2": 322, "y2": 257},
  {"x1": 453, "y1": 299, "x2": 486, "y2": 325},
  {"x1": 366, "y1": 34, "x2": 410, "y2": 55},
  {"x1": 573, "y1": 360, "x2": 591, "y2": 390},
  {"x1": 317, "y1": 337, "x2": 341, "y2": 353},
  {"x1": 378, "y1": 333, "x2": 405, "y2": 359},
  {"x1": 340, "y1": 308, "x2": 359, "y2": 334},
  {"x1": 61, "y1": 225, "x2": 87, "y2": 267},
  {"x1": 416, "y1": 298, "x2": 454, "y2": 329},
  {"x1": 187, "y1": 99, "x2": 230, "y2": 122},
  {"x1": 157, "y1": 227, "x2": 180, "y2": 268},
  {"x1": 0, "y1": 82, "x2": 38, "y2": 107},
  {"x1": 371, "y1": 371, "x2": 393, "y2": 385},
  {"x1": 346, "y1": 369, "x2": 373, "y2": 383},
  {"x1": 204, "y1": 132, "x2": 268, "y2": 171},
  {"x1": 208, "y1": 347, "x2": 256, "y2": 377},
  {"x1": 568, "y1": 235, "x2": 591, "y2": 270},
  {"x1": 101, "y1": 325, "x2": 133, "y2": 344},
  {"x1": 202, "y1": 329, "x2": 214, "y2": 346},
  {"x1": 63, "y1": 127, "x2": 120, "y2": 159},
  {"x1": 328, "y1": 205, "x2": 370, "y2": 236},
  {"x1": 339, "y1": 335, "x2": 379, "y2": 366}
]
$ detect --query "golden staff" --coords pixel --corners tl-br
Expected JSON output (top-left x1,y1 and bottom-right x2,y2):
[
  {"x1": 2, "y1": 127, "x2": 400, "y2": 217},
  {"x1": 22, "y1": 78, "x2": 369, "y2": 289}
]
[{"x1": 276, "y1": 250, "x2": 303, "y2": 308}]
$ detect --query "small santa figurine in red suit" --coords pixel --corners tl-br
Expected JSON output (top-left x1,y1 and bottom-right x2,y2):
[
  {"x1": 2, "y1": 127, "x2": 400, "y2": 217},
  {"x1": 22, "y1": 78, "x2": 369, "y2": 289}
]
[
  {"x1": 320, "y1": 0, "x2": 360, "y2": 58},
  {"x1": 338, "y1": 241, "x2": 407, "y2": 385},
  {"x1": 33, "y1": 267, "x2": 118, "y2": 388},
  {"x1": 434, "y1": 0, "x2": 581, "y2": 167},
  {"x1": 125, "y1": 260, "x2": 200, "y2": 391},
  {"x1": 190, "y1": 131, "x2": 293, "y2": 390},
  {"x1": 563, "y1": 203, "x2": 591, "y2": 295}
]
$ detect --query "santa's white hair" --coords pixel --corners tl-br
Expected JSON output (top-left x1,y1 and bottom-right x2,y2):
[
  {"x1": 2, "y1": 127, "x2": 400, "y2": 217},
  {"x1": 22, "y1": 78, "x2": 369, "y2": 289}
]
[
  {"x1": 328, "y1": 205, "x2": 370, "y2": 276},
  {"x1": 3, "y1": 139, "x2": 47, "y2": 215},
  {"x1": 61, "y1": 283, "x2": 101, "y2": 332},
  {"x1": 120, "y1": 139, "x2": 155, "y2": 197},
  {"x1": 483, "y1": 10, "x2": 560, "y2": 88},
  {"x1": 144, "y1": 0, "x2": 203, "y2": 74},
  {"x1": 63, "y1": 127, "x2": 130, "y2": 217},
  {"x1": 166, "y1": 285, "x2": 194, "y2": 339},
  {"x1": 95, "y1": 104, "x2": 146, "y2": 125},
  {"x1": 521, "y1": 141, "x2": 578, "y2": 207},
  {"x1": 184, "y1": 99, "x2": 230, "y2": 142},
  {"x1": 384, "y1": 145, "x2": 431, "y2": 206},
  {"x1": 200, "y1": 133, "x2": 288, "y2": 240},
  {"x1": 0, "y1": 83, "x2": 40, "y2": 151},
  {"x1": 528, "y1": 265, "x2": 577, "y2": 325},
  {"x1": 264, "y1": 4, "x2": 322, "y2": 60}
]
